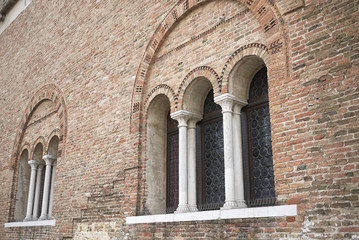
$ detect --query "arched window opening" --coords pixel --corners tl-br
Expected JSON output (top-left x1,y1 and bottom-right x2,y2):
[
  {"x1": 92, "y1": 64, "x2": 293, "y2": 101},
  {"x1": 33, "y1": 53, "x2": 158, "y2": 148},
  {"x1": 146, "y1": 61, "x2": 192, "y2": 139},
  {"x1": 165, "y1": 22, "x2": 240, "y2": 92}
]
[
  {"x1": 166, "y1": 112, "x2": 179, "y2": 213},
  {"x1": 24, "y1": 143, "x2": 45, "y2": 221},
  {"x1": 196, "y1": 90, "x2": 225, "y2": 211},
  {"x1": 242, "y1": 67, "x2": 276, "y2": 207},
  {"x1": 146, "y1": 94, "x2": 170, "y2": 215},
  {"x1": 14, "y1": 149, "x2": 30, "y2": 221},
  {"x1": 45, "y1": 136, "x2": 59, "y2": 219}
]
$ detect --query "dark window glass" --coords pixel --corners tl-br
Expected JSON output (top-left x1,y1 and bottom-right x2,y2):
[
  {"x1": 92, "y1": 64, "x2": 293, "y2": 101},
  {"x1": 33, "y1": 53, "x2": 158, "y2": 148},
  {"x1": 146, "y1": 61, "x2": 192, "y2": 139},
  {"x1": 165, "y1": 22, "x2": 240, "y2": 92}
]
[
  {"x1": 243, "y1": 67, "x2": 276, "y2": 207},
  {"x1": 166, "y1": 112, "x2": 179, "y2": 213},
  {"x1": 197, "y1": 90, "x2": 225, "y2": 210}
]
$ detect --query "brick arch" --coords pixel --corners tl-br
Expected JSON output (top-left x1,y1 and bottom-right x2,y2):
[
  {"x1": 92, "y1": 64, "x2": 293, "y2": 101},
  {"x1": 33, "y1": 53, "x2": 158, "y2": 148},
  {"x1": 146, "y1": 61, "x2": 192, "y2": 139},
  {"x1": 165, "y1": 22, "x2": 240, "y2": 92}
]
[
  {"x1": 144, "y1": 84, "x2": 177, "y2": 115},
  {"x1": 9, "y1": 83, "x2": 67, "y2": 168},
  {"x1": 220, "y1": 43, "x2": 270, "y2": 94},
  {"x1": 30, "y1": 136, "x2": 46, "y2": 160},
  {"x1": 176, "y1": 66, "x2": 221, "y2": 111},
  {"x1": 19, "y1": 144, "x2": 31, "y2": 159},
  {"x1": 130, "y1": 0, "x2": 289, "y2": 130},
  {"x1": 46, "y1": 130, "x2": 61, "y2": 157},
  {"x1": 8, "y1": 83, "x2": 67, "y2": 221}
]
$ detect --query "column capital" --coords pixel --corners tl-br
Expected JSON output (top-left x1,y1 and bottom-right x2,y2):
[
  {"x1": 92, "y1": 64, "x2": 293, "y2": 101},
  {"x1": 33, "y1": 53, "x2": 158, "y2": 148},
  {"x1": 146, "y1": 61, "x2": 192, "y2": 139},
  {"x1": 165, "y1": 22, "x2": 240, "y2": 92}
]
[
  {"x1": 233, "y1": 104, "x2": 245, "y2": 115},
  {"x1": 171, "y1": 110, "x2": 202, "y2": 127},
  {"x1": 214, "y1": 94, "x2": 247, "y2": 112},
  {"x1": 43, "y1": 155, "x2": 57, "y2": 165},
  {"x1": 28, "y1": 160, "x2": 39, "y2": 169}
]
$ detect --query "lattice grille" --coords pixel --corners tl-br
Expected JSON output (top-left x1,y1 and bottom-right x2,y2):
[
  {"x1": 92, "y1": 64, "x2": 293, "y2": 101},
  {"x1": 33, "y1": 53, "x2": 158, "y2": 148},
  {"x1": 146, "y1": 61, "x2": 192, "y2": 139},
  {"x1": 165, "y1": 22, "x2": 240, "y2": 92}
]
[{"x1": 166, "y1": 115, "x2": 179, "y2": 213}]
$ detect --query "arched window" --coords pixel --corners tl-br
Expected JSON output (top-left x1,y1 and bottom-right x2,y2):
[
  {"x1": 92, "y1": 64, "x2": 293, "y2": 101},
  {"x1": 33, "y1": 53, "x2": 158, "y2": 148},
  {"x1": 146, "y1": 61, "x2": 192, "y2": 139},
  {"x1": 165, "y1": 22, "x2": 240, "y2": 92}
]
[
  {"x1": 14, "y1": 149, "x2": 30, "y2": 221},
  {"x1": 197, "y1": 90, "x2": 225, "y2": 210},
  {"x1": 166, "y1": 112, "x2": 179, "y2": 213},
  {"x1": 22, "y1": 138, "x2": 58, "y2": 222},
  {"x1": 242, "y1": 67, "x2": 276, "y2": 206}
]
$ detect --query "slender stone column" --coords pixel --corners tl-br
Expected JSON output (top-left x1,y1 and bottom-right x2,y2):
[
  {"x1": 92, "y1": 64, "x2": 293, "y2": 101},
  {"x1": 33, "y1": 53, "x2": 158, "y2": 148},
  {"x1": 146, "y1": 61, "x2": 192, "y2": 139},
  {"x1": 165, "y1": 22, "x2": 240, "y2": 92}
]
[
  {"x1": 24, "y1": 160, "x2": 39, "y2": 221},
  {"x1": 171, "y1": 110, "x2": 201, "y2": 213},
  {"x1": 47, "y1": 161, "x2": 57, "y2": 219},
  {"x1": 32, "y1": 164, "x2": 44, "y2": 220},
  {"x1": 39, "y1": 155, "x2": 56, "y2": 220},
  {"x1": 187, "y1": 117, "x2": 201, "y2": 212},
  {"x1": 215, "y1": 94, "x2": 247, "y2": 209},
  {"x1": 233, "y1": 103, "x2": 247, "y2": 208}
]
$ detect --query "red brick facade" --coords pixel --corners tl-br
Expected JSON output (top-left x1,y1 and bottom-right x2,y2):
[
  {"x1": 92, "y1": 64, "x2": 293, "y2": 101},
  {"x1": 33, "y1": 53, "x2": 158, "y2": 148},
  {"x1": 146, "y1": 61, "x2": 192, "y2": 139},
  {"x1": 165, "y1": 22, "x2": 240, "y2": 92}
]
[{"x1": 0, "y1": 0, "x2": 358, "y2": 239}]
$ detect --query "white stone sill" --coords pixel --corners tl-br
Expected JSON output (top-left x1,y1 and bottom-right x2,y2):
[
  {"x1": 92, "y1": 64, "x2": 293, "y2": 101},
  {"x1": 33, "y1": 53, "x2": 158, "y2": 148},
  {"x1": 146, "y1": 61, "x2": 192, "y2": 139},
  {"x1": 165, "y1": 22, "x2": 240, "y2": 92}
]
[
  {"x1": 4, "y1": 219, "x2": 55, "y2": 228},
  {"x1": 126, "y1": 205, "x2": 297, "y2": 225}
]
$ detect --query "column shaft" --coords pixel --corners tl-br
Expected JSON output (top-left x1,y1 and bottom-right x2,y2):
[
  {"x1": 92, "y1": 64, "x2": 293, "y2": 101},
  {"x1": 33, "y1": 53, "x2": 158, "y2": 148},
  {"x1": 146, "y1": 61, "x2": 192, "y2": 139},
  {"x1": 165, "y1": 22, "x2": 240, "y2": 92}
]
[
  {"x1": 233, "y1": 104, "x2": 247, "y2": 208},
  {"x1": 47, "y1": 162, "x2": 57, "y2": 219},
  {"x1": 176, "y1": 119, "x2": 189, "y2": 212},
  {"x1": 39, "y1": 155, "x2": 56, "y2": 220},
  {"x1": 187, "y1": 119, "x2": 199, "y2": 212},
  {"x1": 24, "y1": 160, "x2": 39, "y2": 221},
  {"x1": 221, "y1": 101, "x2": 237, "y2": 209},
  {"x1": 32, "y1": 164, "x2": 44, "y2": 219},
  {"x1": 215, "y1": 94, "x2": 247, "y2": 209}
]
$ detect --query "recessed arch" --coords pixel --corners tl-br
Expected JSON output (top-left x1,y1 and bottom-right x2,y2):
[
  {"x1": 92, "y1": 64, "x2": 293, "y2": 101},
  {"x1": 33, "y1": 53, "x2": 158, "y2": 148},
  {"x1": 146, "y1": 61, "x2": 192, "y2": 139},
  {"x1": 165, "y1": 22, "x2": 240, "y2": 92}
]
[
  {"x1": 182, "y1": 77, "x2": 213, "y2": 116},
  {"x1": 144, "y1": 84, "x2": 176, "y2": 116},
  {"x1": 13, "y1": 149, "x2": 30, "y2": 221},
  {"x1": 8, "y1": 83, "x2": 67, "y2": 222},
  {"x1": 47, "y1": 134, "x2": 60, "y2": 157},
  {"x1": 9, "y1": 83, "x2": 67, "y2": 168},
  {"x1": 145, "y1": 94, "x2": 171, "y2": 214},
  {"x1": 130, "y1": 0, "x2": 289, "y2": 129},
  {"x1": 32, "y1": 142, "x2": 44, "y2": 164},
  {"x1": 220, "y1": 43, "x2": 270, "y2": 98},
  {"x1": 177, "y1": 66, "x2": 221, "y2": 112}
]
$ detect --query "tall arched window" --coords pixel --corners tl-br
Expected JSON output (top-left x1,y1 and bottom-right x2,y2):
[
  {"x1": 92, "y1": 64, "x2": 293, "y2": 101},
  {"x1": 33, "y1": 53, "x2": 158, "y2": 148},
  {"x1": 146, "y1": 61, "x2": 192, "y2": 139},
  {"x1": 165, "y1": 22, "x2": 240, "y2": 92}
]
[
  {"x1": 166, "y1": 112, "x2": 179, "y2": 213},
  {"x1": 14, "y1": 149, "x2": 30, "y2": 221},
  {"x1": 242, "y1": 67, "x2": 276, "y2": 206},
  {"x1": 197, "y1": 90, "x2": 225, "y2": 210}
]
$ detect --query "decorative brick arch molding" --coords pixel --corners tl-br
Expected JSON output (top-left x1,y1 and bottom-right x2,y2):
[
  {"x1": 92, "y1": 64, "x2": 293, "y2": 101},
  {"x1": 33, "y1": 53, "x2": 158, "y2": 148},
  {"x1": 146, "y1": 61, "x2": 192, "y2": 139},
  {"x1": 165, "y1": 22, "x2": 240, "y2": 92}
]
[
  {"x1": 130, "y1": 0, "x2": 290, "y2": 131},
  {"x1": 220, "y1": 42, "x2": 270, "y2": 95},
  {"x1": 144, "y1": 84, "x2": 177, "y2": 116},
  {"x1": 9, "y1": 83, "x2": 67, "y2": 168},
  {"x1": 7, "y1": 84, "x2": 67, "y2": 221},
  {"x1": 177, "y1": 66, "x2": 221, "y2": 111}
]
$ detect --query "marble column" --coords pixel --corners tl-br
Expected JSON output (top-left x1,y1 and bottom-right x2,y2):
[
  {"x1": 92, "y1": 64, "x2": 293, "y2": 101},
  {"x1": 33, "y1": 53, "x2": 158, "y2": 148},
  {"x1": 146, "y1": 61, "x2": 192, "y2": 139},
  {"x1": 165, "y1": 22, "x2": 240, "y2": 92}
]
[
  {"x1": 233, "y1": 103, "x2": 247, "y2": 208},
  {"x1": 47, "y1": 161, "x2": 57, "y2": 219},
  {"x1": 24, "y1": 160, "x2": 39, "y2": 221},
  {"x1": 39, "y1": 155, "x2": 56, "y2": 220},
  {"x1": 187, "y1": 117, "x2": 201, "y2": 212},
  {"x1": 215, "y1": 94, "x2": 247, "y2": 210},
  {"x1": 171, "y1": 110, "x2": 201, "y2": 213},
  {"x1": 32, "y1": 163, "x2": 44, "y2": 220}
]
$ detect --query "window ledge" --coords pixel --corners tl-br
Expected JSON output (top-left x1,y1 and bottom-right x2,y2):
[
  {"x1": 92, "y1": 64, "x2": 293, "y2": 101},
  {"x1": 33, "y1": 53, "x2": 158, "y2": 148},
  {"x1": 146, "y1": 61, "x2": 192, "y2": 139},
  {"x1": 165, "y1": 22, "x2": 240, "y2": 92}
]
[
  {"x1": 5, "y1": 219, "x2": 55, "y2": 228},
  {"x1": 126, "y1": 205, "x2": 297, "y2": 225}
]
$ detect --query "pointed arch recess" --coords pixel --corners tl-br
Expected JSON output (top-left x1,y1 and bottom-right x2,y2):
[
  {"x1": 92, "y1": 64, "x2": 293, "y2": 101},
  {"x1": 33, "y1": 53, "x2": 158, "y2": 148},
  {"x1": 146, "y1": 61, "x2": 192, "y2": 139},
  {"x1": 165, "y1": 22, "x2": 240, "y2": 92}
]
[
  {"x1": 7, "y1": 83, "x2": 67, "y2": 222},
  {"x1": 9, "y1": 83, "x2": 67, "y2": 168},
  {"x1": 130, "y1": 0, "x2": 290, "y2": 131}
]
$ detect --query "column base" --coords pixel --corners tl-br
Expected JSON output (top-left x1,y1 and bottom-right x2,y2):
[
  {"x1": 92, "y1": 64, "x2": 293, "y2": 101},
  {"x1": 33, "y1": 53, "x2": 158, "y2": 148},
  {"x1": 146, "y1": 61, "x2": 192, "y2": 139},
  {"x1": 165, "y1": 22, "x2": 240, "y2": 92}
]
[
  {"x1": 221, "y1": 201, "x2": 238, "y2": 210},
  {"x1": 24, "y1": 217, "x2": 33, "y2": 222},
  {"x1": 236, "y1": 200, "x2": 247, "y2": 208},
  {"x1": 39, "y1": 215, "x2": 48, "y2": 221},
  {"x1": 175, "y1": 205, "x2": 190, "y2": 213},
  {"x1": 188, "y1": 205, "x2": 198, "y2": 212}
]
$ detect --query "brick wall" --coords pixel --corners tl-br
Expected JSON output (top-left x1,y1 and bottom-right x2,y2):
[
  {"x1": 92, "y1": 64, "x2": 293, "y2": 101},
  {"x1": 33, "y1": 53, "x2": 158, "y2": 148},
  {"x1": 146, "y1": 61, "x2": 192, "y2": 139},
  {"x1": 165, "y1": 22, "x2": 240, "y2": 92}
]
[{"x1": 0, "y1": 0, "x2": 358, "y2": 239}]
